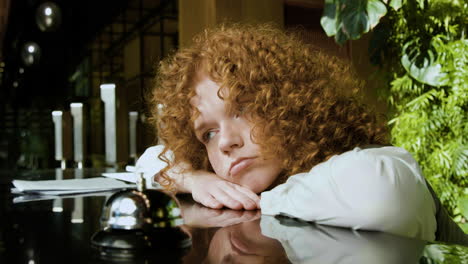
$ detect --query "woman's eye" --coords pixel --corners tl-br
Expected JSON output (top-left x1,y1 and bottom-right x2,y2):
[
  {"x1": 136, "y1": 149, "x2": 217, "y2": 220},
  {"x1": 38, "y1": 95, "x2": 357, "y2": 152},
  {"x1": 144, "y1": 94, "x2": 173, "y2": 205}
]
[{"x1": 202, "y1": 131, "x2": 216, "y2": 142}]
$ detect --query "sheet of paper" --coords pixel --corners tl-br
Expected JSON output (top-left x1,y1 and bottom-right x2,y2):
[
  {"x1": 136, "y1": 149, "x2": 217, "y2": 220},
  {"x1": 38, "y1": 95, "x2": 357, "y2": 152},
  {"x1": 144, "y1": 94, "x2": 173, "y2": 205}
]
[
  {"x1": 12, "y1": 177, "x2": 134, "y2": 193},
  {"x1": 101, "y1": 172, "x2": 162, "y2": 189},
  {"x1": 12, "y1": 190, "x2": 114, "y2": 203},
  {"x1": 101, "y1": 172, "x2": 138, "y2": 183}
]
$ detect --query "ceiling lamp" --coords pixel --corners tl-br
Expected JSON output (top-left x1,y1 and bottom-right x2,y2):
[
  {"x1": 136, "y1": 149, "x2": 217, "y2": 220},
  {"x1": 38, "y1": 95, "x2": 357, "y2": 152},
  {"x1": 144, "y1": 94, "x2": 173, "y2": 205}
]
[
  {"x1": 35, "y1": 2, "x2": 62, "y2": 32},
  {"x1": 21, "y1": 41, "x2": 41, "y2": 66}
]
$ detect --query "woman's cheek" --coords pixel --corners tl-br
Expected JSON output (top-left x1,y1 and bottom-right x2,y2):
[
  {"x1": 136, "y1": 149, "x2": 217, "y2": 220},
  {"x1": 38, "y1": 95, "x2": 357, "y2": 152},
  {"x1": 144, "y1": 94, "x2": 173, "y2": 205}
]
[{"x1": 207, "y1": 150, "x2": 227, "y2": 178}]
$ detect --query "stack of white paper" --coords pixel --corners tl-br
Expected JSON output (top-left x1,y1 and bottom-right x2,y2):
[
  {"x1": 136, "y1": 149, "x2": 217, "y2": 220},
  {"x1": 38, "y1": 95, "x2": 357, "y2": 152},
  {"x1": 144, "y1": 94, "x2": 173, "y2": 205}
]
[
  {"x1": 101, "y1": 165, "x2": 162, "y2": 190},
  {"x1": 12, "y1": 177, "x2": 135, "y2": 196},
  {"x1": 12, "y1": 190, "x2": 113, "y2": 203}
]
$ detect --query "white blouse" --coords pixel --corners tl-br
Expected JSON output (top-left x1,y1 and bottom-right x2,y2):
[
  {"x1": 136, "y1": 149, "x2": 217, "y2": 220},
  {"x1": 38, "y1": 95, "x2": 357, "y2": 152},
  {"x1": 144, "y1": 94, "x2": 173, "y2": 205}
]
[{"x1": 260, "y1": 146, "x2": 437, "y2": 241}]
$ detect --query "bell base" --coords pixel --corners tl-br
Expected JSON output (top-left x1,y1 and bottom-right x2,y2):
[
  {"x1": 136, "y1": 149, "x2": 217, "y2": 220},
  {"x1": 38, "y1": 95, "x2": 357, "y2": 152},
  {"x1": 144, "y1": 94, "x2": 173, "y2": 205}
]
[{"x1": 91, "y1": 228, "x2": 150, "y2": 249}]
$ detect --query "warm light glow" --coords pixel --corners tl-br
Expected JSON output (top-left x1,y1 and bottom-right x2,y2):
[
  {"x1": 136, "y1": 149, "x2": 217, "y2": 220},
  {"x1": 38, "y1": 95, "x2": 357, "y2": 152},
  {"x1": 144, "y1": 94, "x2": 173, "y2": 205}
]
[
  {"x1": 52, "y1": 111, "x2": 63, "y2": 116},
  {"x1": 27, "y1": 45, "x2": 35, "y2": 53},
  {"x1": 44, "y1": 7, "x2": 52, "y2": 16},
  {"x1": 19, "y1": 68, "x2": 24, "y2": 74}
]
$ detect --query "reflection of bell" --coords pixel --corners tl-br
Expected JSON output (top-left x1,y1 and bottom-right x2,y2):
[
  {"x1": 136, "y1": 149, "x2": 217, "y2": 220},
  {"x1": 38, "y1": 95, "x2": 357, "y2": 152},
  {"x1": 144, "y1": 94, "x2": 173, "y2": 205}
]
[{"x1": 91, "y1": 175, "x2": 191, "y2": 260}]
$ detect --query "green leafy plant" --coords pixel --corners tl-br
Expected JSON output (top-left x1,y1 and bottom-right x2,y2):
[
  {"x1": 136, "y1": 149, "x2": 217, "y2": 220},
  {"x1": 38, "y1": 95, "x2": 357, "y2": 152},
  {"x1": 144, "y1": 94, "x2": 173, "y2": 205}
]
[
  {"x1": 421, "y1": 243, "x2": 468, "y2": 263},
  {"x1": 321, "y1": 0, "x2": 401, "y2": 44},
  {"x1": 321, "y1": 0, "x2": 467, "y2": 230}
]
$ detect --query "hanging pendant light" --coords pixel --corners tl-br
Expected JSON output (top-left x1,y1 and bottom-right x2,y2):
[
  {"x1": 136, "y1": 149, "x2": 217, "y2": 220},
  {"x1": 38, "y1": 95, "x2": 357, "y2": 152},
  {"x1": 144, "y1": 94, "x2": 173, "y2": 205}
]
[
  {"x1": 35, "y1": 2, "x2": 62, "y2": 32},
  {"x1": 21, "y1": 41, "x2": 41, "y2": 66}
]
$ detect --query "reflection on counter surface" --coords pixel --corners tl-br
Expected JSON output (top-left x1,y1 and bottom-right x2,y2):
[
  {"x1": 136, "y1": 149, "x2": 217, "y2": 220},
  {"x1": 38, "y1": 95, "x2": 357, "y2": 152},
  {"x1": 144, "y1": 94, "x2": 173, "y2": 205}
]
[
  {"x1": 189, "y1": 216, "x2": 427, "y2": 264},
  {"x1": 0, "y1": 169, "x2": 467, "y2": 263}
]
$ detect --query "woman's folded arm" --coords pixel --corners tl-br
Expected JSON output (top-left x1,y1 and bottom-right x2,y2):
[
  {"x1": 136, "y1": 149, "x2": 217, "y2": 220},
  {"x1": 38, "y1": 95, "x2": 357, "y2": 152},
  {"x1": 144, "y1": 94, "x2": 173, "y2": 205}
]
[{"x1": 260, "y1": 147, "x2": 437, "y2": 241}]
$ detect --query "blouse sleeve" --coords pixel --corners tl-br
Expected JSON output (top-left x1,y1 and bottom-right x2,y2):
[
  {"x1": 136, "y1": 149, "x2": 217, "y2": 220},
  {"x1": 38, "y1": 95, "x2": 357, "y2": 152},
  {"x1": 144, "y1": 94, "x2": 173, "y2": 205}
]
[
  {"x1": 135, "y1": 145, "x2": 171, "y2": 187},
  {"x1": 260, "y1": 147, "x2": 437, "y2": 241}
]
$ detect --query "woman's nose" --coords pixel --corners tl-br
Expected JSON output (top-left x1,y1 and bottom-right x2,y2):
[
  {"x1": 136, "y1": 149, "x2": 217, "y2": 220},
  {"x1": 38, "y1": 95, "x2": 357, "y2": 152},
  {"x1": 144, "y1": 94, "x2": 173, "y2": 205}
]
[{"x1": 218, "y1": 127, "x2": 244, "y2": 153}]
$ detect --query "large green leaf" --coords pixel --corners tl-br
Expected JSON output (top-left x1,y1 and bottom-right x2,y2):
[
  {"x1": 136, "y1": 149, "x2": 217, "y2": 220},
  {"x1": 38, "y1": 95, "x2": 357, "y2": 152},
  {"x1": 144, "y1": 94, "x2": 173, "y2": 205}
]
[
  {"x1": 320, "y1": 0, "x2": 387, "y2": 45},
  {"x1": 401, "y1": 42, "x2": 448, "y2": 86},
  {"x1": 335, "y1": 28, "x2": 349, "y2": 44},
  {"x1": 341, "y1": 0, "x2": 369, "y2": 40},
  {"x1": 320, "y1": 0, "x2": 338, "y2": 36},
  {"x1": 367, "y1": 0, "x2": 388, "y2": 29},
  {"x1": 388, "y1": 0, "x2": 402, "y2": 10}
]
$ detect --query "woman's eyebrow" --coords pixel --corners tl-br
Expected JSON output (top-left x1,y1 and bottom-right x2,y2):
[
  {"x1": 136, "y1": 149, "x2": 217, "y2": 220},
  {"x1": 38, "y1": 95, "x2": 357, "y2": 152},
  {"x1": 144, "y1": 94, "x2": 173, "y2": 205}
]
[
  {"x1": 194, "y1": 122, "x2": 205, "y2": 133},
  {"x1": 193, "y1": 120, "x2": 208, "y2": 136},
  {"x1": 191, "y1": 103, "x2": 205, "y2": 134}
]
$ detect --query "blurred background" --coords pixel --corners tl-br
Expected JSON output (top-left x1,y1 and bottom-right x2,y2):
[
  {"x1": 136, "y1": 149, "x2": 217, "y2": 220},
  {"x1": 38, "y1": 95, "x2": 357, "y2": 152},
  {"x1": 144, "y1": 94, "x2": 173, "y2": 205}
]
[
  {"x1": 0, "y1": 0, "x2": 368, "y2": 170},
  {"x1": 0, "y1": 0, "x2": 466, "y2": 229}
]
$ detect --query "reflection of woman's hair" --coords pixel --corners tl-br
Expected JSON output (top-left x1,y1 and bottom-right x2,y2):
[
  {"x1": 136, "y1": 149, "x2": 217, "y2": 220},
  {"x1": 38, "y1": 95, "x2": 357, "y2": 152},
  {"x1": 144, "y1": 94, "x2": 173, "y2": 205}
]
[{"x1": 151, "y1": 23, "x2": 388, "y2": 189}]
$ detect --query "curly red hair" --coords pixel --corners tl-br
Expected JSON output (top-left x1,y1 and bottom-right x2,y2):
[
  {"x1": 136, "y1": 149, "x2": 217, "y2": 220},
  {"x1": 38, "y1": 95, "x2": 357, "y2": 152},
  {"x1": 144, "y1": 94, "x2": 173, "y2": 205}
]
[{"x1": 150, "y1": 23, "x2": 388, "y2": 190}]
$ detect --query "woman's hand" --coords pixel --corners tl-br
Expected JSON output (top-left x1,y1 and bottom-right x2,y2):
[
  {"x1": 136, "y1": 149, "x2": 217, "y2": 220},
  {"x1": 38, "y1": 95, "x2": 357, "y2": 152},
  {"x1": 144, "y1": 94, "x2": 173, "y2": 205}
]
[
  {"x1": 189, "y1": 171, "x2": 260, "y2": 210},
  {"x1": 159, "y1": 162, "x2": 260, "y2": 210}
]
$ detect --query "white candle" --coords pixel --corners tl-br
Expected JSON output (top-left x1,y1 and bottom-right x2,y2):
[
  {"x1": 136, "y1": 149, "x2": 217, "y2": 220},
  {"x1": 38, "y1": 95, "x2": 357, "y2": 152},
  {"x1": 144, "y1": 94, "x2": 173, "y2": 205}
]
[
  {"x1": 51, "y1": 111, "x2": 64, "y2": 168},
  {"x1": 100, "y1": 84, "x2": 117, "y2": 166},
  {"x1": 70, "y1": 103, "x2": 84, "y2": 168}
]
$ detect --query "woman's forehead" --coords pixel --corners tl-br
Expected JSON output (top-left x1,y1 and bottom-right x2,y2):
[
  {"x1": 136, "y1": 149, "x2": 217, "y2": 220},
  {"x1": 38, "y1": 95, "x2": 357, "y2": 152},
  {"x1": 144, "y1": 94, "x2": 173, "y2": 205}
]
[
  {"x1": 189, "y1": 76, "x2": 224, "y2": 122},
  {"x1": 192, "y1": 76, "x2": 227, "y2": 103}
]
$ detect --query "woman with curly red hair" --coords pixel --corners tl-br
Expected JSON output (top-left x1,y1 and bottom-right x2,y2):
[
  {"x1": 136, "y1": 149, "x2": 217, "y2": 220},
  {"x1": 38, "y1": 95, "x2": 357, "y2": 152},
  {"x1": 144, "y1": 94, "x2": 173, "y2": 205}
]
[{"x1": 135, "y1": 24, "x2": 467, "y2": 244}]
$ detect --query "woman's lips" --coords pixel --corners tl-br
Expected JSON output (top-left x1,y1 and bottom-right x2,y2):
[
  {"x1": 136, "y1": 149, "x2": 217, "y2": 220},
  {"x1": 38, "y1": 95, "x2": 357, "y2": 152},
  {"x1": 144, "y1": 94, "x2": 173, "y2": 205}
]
[{"x1": 230, "y1": 158, "x2": 255, "y2": 177}]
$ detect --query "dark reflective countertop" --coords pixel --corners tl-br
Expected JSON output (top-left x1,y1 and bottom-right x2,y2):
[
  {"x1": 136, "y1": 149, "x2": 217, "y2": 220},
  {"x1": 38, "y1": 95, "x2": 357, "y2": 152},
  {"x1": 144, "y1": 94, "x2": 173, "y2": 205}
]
[{"x1": 1, "y1": 169, "x2": 467, "y2": 264}]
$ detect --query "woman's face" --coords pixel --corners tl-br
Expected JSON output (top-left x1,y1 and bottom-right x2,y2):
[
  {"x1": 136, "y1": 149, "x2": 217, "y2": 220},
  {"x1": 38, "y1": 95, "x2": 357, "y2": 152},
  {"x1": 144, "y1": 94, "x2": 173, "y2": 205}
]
[
  {"x1": 206, "y1": 219, "x2": 286, "y2": 263},
  {"x1": 190, "y1": 76, "x2": 282, "y2": 193}
]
